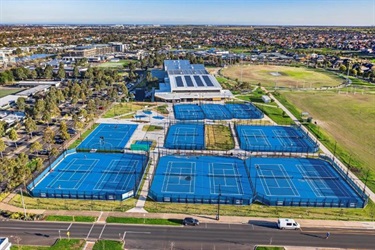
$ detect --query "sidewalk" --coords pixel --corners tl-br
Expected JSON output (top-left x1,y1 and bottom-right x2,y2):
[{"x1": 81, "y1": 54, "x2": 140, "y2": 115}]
[{"x1": 1, "y1": 200, "x2": 372, "y2": 230}]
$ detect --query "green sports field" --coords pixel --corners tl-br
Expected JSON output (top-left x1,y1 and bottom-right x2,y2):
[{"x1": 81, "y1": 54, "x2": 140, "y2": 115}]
[
  {"x1": 96, "y1": 59, "x2": 136, "y2": 68},
  {"x1": 221, "y1": 65, "x2": 344, "y2": 89}
]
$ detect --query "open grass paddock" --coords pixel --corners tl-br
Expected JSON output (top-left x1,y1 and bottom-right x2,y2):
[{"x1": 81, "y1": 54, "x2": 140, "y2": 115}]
[
  {"x1": 205, "y1": 124, "x2": 234, "y2": 150},
  {"x1": 282, "y1": 91, "x2": 375, "y2": 191},
  {"x1": 221, "y1": 65, "x2": 343, "y2": 89}
]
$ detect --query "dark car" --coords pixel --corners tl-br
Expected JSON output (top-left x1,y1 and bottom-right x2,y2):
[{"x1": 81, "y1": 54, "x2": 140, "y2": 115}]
[
  {"x1": 38, "y1": 149, "x2": 49, "y2": 155},
  {"x1": 183, "y1": 217, "x2": 199, "y2": 226},
  {"x1": 67, "y1": 128, "x2": 77, "y2": 135},
  {"x1": 54, "y1": 135, "x2": 65, "y2": 144}
]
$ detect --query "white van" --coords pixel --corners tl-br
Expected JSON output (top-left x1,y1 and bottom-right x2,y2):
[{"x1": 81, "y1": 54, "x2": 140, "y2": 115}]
[{"x1": 277, "y1": 218, "x2": 300, "y2": 230}]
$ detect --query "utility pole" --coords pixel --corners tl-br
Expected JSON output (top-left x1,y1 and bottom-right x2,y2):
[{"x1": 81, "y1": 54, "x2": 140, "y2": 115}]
[
  {"x1": 216, "y1": 184, "x2": 221, "y2": 221},
  {"x1": 20, "y1": 187, "x2": 27, "y2": 219}
]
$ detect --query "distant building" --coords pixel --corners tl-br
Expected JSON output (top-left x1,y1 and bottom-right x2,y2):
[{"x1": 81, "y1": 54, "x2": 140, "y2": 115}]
[{"x1": 154, "y1": 60, "x2": 233, "y2": 102}]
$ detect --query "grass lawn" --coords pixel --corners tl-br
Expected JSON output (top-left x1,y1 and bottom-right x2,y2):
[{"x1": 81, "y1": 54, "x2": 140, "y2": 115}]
[
  {"x1": 142, "y1": 125, "x2": 163, "y2": 132},
  {"x1": 205, "y1": 124, "x2": 234, "y2": 150},
  {"x1": 221, "y1": 65, "x2": 343, "y2": 89},
  {"x1": 255, "y1": 246, "x2": 284, "y2": 250},
  {"x1": 93, "y1": 240, "x2": 123, "y2": 250},
  {"x1": 281, "y1": 91, "x2": 375, "y2": 192},
  {"x1": 0, "y1": 192, "x2": 9, "y2": 202},
  {"x1": 155, "y1": 104, "x2": 169, "y2": 114},
  {"x1": 0, "y1": 87, "x2": 23, "y2": 98},
  {"x1": 106, "y1": 216, "x2": 182, "y2": 225},
  {"x1": 144, "y1": 200, "x2": 375, "y2": 221},
  {"x1": 10, "y1": 239, "x2": 85, "y2": 250},
  {"x1": 45, "y1": 215, "x2": 96, "y2": 222},
  {"x1": 254, "y1": 104, "x2": 294, "y2": 125},
  {"x1": 96, "y1": 59, "x2": 136, "y2": 68},
  {"x1": 103, "y1": 102, "x2": 152, "y2": 118},
  {"x1": 68, "y1": 123, "x2": 99, "y2": 149},
  {"x1": 9, "y1": 194, "x2": 137, "y2": 212}
]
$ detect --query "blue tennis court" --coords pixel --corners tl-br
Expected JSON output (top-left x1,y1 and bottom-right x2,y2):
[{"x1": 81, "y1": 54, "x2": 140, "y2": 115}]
[
  {"x1": 28, "y1": 151, "x2": 148, "y2": 200},
  {"x1": 174, "y1": 104, "x2": 205, "y2": 120},
  {"x1": 236, "y1": 125, "x2": 319, "y2": 152},
  {"x1": 77, "y1": 123, "x2": 137, "y2": 151},
  {"x1": 201, "y1": 104, "x2": 233, "y2": 120},
  {"x1": 164, "y1": 123, "x2": 205, "y2": 150},
  {"x1": 246, "y1": 157, "x2": 365, "y2": 208},
  {"x1": 149, "y1": 155, "x2": 253, "y2": 205},
  {"x1": 225, "y1": 103, "x2": 264, "y2": 119}
]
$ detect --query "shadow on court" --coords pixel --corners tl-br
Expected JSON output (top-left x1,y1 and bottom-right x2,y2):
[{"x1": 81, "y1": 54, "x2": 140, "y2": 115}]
[{"x1": 248, "y1": 220, "x2": 278, "y2": 229}]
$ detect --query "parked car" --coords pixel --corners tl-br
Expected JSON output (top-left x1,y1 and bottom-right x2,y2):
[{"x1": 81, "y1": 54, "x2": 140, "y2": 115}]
[
  {"x1": 38, "y1": 149, "x2": 49, "y2": 155},
  {"x1": 183, "y1": 217, "x2": 199, "y2": 226},
  {"x1": 67, "y1": 128, "x2": 77, "y2": 135}
]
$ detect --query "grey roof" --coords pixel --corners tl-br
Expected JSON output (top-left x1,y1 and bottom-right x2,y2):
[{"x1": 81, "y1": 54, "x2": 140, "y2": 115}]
[
  {"x1": 0, "y1": 95, "x2": 20, "y2": 107},
  {"x1": 16, "y1": 85, "x2": 51, "y2": 96}
]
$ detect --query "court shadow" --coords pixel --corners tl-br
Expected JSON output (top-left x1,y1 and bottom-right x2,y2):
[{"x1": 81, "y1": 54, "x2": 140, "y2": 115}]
[{"x1": 248, "y1": 220, "x2": 278, "y2": 229}]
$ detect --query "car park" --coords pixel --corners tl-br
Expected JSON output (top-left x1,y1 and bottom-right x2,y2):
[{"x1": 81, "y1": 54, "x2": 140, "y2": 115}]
[{"x1": 183, "y1": 217, "x2": 199, "y2": 226}]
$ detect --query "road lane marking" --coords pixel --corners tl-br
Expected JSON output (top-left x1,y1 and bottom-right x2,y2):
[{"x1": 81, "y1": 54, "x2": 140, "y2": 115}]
[
  {"x1": 126, "y1": 231, "x2": 151, "y2": 234},
  {"x1": 86, "y1": 224, "x2": 96, "y2": 240},
  {"x1": 67, "y1": 223, "x2": 72, "y2": 231},
  {"x1": 98, "y1": 224, "x2": 106, "y2": 239}
]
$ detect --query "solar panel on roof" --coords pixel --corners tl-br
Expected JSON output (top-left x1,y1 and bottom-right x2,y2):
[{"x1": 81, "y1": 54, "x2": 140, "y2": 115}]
[
  {"x1": 202, "y1": 75, "x2": 214, "y2": 87},
  {"x1": 175, "y1": 76, "x2": 184, "y2": 87},
  {"x1": 184, "y1": 76, "x2": 194, "y2": 87},
  {"x1": 194, "y1": 76, "x2": 205, "y2": 87}
]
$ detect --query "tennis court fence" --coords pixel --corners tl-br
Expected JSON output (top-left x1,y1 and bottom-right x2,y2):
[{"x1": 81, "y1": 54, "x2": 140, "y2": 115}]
[
  {"x1": 148, "y1": 190, "x2": 253, "y2": 205},
  {"x1": 254, "y1": 194, "x2": 366, "y2": 208}
]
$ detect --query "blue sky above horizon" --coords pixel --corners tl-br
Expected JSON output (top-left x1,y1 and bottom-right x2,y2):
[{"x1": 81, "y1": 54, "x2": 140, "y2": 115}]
[{"x1": 1, "y1": 0, "x2": 374, "y2": 26}]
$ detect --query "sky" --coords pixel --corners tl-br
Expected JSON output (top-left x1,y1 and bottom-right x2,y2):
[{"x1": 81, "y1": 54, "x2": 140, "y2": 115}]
[{"x1": 1, "y1": 0, "x2": 374, "y2": 26}]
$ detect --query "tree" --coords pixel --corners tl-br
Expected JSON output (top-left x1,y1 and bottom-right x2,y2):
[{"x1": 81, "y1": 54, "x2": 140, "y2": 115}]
[
  {"x1": 43, "y1": 127, "x2": 55, "y2": 149},
  {"x1": 16, "y1": 97, "x2": 26, "y2": 111},
  {"x1": 57, "y1": 62, "x2": 66, "y2": 80},
  {"x1": 0, "y1": 121, "x2": 6, "y2": 137},
  {"x1": 8, "y1": 128, "x2": 18, "y2": 148},
  {"x1": 73, "y1": 66, "x2": 80, "y2": 79},
  {"x1": 30, "y1": 141, "x2": 42, "y2": 155},
  {"x1": 50, "y1": 147, "x2": 59, "y2": 157},
  {"x1": 339, "y1": 65, "x2": 347, "y2": 73},
  {"x1": 60, "y1": 121, "x2": 70, "y2": 140},
  {"x1": 0, "y1": 139, "x2": 6, "y2": 158},
  {"x1": 33, "y1": 98, "x2": 45, "y2": 120},
  {"x1": 44, "y1": 65, "x2": 53, "y2": 79},
  {"x1": 24, "y1": 117, "x2": 37, "y2": 137},
  {"x1": 28, "y1": 70, "x2": 37, "y2": 79}
]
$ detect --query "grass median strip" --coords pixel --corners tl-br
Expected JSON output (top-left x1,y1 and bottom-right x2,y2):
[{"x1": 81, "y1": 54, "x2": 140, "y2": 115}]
[
  {"x1": 45, "y1": 215, "x2": 96, "y2": 222},
  {"x1": 93, "y1": 240, "x2": 123, "y2": 250},
  {"x1": 106, "y1": 216, "x2": 182, "y2": 225},
  {"x1": 10, "y1": 239, "x2": 86, "y2": 250}
]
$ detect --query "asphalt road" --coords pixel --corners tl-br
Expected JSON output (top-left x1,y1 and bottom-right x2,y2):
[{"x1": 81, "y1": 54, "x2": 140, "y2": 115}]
[{"x1": 0, "y1": 220, "x2": 374, "y2": 249}]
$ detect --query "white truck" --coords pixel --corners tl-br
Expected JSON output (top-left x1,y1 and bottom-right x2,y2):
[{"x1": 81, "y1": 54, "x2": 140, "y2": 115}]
[{"x1": 277, "y1": 218, "x2": 300, "y2": 230}]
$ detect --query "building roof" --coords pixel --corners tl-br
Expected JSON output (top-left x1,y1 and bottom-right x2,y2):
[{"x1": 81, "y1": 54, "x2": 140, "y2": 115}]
[
  {"x1": 17, "y1": 81, "x2": 60, "y2": 86},
  {"x1": 169, "y1": 74, "x2": 222, "y2": 91},
  {"x1": 15, "y1": 85, "x2": 51, "y2": 96},
  {"x1": 0, "y1": 95, "x2": 20, "y2": 107},
  {"x1": 155, "y1": 89, "x2": 233, "y2": 101}
]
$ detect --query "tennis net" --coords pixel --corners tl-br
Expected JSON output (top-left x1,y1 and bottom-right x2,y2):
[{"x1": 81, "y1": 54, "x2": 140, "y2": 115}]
[
  {"x1": 257, "y1": 175, "x2": 293, "y2": 179},
  {"x1": 57, "y1": 169, "x2": 92, "y2": 173},
  {"x1": 207, "y1": 173, "x2": 242, "y2": 178},
  {"x1": 102, "y1": 170, "x2": 136, "y2": 174},
  {"x1": 302, "y1": 176, "x2": 339, "y2": 181}
]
